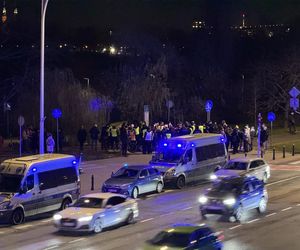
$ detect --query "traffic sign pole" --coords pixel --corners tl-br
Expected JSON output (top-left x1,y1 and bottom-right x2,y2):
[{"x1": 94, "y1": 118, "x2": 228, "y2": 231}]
[{"x1": 18, "y1": 116, "x2": 25, "y2": 157}]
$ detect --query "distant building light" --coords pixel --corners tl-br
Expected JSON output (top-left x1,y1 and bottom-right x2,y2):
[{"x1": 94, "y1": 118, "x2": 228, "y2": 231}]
[
  {"x1": 109, "y1": 46, "x2": 116, "y2": 55},
  {"x1": 59, "y1": 44, "x2": 63, "y2": 48}
]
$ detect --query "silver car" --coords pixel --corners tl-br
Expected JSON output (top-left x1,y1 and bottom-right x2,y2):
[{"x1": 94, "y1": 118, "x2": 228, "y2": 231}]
[
  {"x1": 102, "y1": 165, "x2": 164, "y2": 199},
  {"x1": 53, "y1": 193, "x2": 138, "y2": 233},
  {"x1": 212, "y1": 158, "x2": 270, "y2": 183}
]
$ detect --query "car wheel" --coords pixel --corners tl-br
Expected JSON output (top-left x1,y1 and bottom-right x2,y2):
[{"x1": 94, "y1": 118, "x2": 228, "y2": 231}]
[
  {"x1": 156, "y1": 182, "x2": 163, "y2": 193},
  {"x1": 263, "y1": 173, "x2": 268, "y2": 183},
  {"x1": 11, "y1": 208, "x2": 24, "y2": 225},
  {"x1": 126, "y1": 211, "x2": 135, "y2": 224},
  {"x1": 60, "y1": 198, "x2": 72, "y2": 210},
  {"x1": 131, "y1": 187, "x2": 139, "y2": 199},
  {"x1": 235, "y1": 205, "x2": 244, "y2": 222},
  {"x1": 93, "y1": 218, "x2": 102, "y2": 233},
  {"x1": 176, "y1": 176, "x2": 185, "y2": 189},
  {"x1": 257, "y1": 197, "x2": 267, "y2": 213}
]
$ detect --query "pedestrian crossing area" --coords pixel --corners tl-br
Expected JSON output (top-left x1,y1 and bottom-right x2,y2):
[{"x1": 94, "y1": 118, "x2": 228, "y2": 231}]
[{"x1": 271, "y1": 161, "x2": 300, "y2": 171}]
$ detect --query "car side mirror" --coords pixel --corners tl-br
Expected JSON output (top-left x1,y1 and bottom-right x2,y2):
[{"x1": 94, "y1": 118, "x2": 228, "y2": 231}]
[{"x1": 139, "y1": 175, "x2": 145, "y2": 179}]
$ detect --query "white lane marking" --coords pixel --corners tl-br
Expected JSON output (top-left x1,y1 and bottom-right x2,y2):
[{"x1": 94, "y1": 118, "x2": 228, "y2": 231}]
[
  {"x1": 281, "y1": 207, "x2": 292, "y2": 212},
  {"x1": 182, "y1": 206, "x2": 193, "y2": 211},
  {"x1": 43, "y1": 245, "x2": 60, "y2": 250},
  {"x1": 289, "y1": 160, "x2": 300, "y2": 165},
  {"x1": 14, "y1": 224, "x2": 33, "y2": 230},
  {"x1": 229, "y1": 225, "x2": 242, "y2": 230},
  {"x1": 296, "y1": 204, "x2": 300, "y2": 206},
  {"x1": 246, "y1": 218, "x2": 260, "y2": 224},
  {"x1": 0, "y1": 231, "x2": 4, "y2": 234},
  {"x1": 266, "y1": 212, "x2": 277, "y2": 217},
  {"x1": 68, "y1": 238, "x2": 85, "y2": 244},
  {"x1": 266, "y1": 176, "x2": 300, "y2": 186},
  {"x1": 41, "y1": 219, "x2": 53, "y2": 223},
  {"x1": 140, "y1": 218, "x2": 154, "y2": 223}
]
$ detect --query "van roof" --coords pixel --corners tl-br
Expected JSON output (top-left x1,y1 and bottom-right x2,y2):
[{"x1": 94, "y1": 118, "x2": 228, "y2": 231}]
[
  {"x1": 2, "y1": 154, "x2": 75, "y2": 165},
  {"x1": 168, "y1": 133, "x2": 221, "y2": 142}
]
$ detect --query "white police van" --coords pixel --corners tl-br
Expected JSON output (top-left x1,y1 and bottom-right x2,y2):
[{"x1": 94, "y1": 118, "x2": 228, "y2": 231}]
[
  {"x1": 150, "y1": 134, "x2": 227, "y2": 189},
  {"x1": 0, "y1": 154, "x2": 80, "y2": 224}
]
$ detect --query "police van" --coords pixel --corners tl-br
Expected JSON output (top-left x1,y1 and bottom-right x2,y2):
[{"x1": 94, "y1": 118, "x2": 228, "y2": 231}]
[
  {"x1": 150, "y1": 134, "x2": 227, "y2": 189},
  {"x1": 0, "y1": 154, "x2": 80, "y2": 224}
]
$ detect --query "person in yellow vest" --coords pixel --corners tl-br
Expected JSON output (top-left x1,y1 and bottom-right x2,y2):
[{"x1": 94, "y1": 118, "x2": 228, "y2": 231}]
[
  {"x1": 198, "y1": 124, "x2": 204, "y2": 133},
  {"x1": 110, "y1": 125, "x2": 119, "y2": 150}
]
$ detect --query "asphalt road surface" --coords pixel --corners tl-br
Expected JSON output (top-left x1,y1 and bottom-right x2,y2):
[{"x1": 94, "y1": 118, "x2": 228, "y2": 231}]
[{"x1": 0, "y1": 155, "x2": 300, "y2": 250}]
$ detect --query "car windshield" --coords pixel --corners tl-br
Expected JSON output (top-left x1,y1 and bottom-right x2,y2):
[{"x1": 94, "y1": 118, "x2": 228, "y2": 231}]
[
  {"x1": 154, "y1": 149, "x2": 183, "y2": 163},
  {"x1": 150, "y1": 231, "x2": 191, "y2": 247},
  {"x1": 113, "y1": 168, "x2": 139, "y2": 178},
  {"x1": 225, "y1": 161, "x2": 248, "y2": 170},
  {"x1": 73, "y1": 198, "x2": 104, "y2": 208},
  {"x1": 212, "y1": 181, "x2": 242, "y2": 193},
  {"x1": 0, "y1": 174, "x2": 23, "y2": 193}
]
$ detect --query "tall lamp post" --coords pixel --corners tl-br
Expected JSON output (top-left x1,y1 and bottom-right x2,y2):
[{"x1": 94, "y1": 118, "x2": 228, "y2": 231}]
[{"x1": 39, "y1": 0, "x2": 49, "y2": 154}]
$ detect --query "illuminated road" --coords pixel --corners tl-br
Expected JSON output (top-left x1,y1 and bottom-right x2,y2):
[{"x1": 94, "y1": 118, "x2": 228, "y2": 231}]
[{"x1": 0, "y1": 155, "x2": 300, "y2": 250}]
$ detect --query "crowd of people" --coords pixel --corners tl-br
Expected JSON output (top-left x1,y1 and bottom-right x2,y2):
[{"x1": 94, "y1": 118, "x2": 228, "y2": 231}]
[{"x1": 77, "y1": 120, "x2": 270, "y2": 157}]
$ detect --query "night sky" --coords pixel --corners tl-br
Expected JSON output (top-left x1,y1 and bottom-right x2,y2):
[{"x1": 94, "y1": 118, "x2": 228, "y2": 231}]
[{"x1": 12, "y1": 0, "x2": 300, "y2": 39}]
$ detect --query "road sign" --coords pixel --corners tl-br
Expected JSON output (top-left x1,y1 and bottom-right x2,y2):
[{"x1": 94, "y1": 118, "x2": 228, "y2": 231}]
[
  {"x1": 205, "y1": 100, "x2": 213, "y2": 112},
  {"x1": 289, "y1": 87, "x2": 300, "y2": 98},
  {"x1": 166, "y1": 100, "x2": 174, "y2": 109},
  {"x1": 290, "y1": 98, "x2": 299, "y2": 111},
  {"x1": 52, "y1": 108, "x2": 62, "y2": 119},
  {"x1": 267, "y1": 112, "x2": 276, "y2": 122},
  {"x1": 18, "y1": 116, "x2": 25, "y2": 126}
]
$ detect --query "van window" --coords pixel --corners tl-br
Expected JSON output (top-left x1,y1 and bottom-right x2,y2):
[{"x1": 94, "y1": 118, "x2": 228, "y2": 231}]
[
  {"x1": 26, "y1": 175, "x2": 34, "y2": 190},
  {"x1": 196, "y1": 144, "x2": 225, "y2": 162},
  {"x1": 38, "y1": 167, "x2": 77, "y2": 190}
]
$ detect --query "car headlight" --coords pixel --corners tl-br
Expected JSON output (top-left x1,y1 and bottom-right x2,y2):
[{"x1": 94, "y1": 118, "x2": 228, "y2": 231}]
[
  {"x1": 53, "y1": 214, "x2": 62, "y2": 221},
  {"x1": 165, "y1": 168, "x2": 176, "y2": 176},
  {"x1": 0, "y1": 201, "x2": 11, "y2": 210},
  {"x1": 78, "y1": 216, "x2": 93, "y2": 222},
  {"x1": 198, "y1": 196, "x2": 208, "y2": 204},
  {"x1": 210, "y1": 174, "x2": 217, "y2": 180},
  {"x1": 223, "y1": 198, "x2": 236, "y2": 206}
]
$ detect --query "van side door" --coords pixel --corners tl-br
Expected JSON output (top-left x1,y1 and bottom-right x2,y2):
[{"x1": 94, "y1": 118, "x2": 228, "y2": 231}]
[{"x1": 182, "y1": 149, "x2": 195, "y2": 182}]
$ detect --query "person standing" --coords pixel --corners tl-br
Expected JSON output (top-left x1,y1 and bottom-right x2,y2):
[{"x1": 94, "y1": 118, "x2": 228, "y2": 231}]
[
  {"x1": 144, "y1": 128, "x2": 154, "y2": 154},
  {"x1": 120, "y1": 123, "x2": 128, "y2": 157},
  {"x1": 90, "y1": 124, "x2": 100, "y2": 151},
  {"x1": 46, "y1": 133, "x2": 55, "y2": 153},
  {"x1": 77, "y1": 125, "x2": 87, "y2": 151}
]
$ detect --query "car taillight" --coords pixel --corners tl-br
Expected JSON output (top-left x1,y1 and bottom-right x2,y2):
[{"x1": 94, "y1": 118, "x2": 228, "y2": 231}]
[{"x1": 215, "y1": 231, "x2": 224, "y2": 242}]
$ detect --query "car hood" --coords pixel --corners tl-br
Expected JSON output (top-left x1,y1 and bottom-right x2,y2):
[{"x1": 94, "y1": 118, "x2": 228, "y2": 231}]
[
  {"x1": 206, "y1": 190, "x2": 236, "y2": 200},
  {"x1": 215, "y1": 169, "x2": 247, "y2": 178},
  {"x1": 57, "y1": 207, "x2": 102, "y2": 219},
  {"x1": 104, "y1": 177, "x2": 135, "y2": 186},
  {"x1": 0, "y1": 192, "x2": 13, "y2": 203}
]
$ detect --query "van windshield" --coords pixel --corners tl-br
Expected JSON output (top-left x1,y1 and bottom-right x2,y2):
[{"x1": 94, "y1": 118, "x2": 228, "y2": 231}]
[
  {"x1": 154, "y1": 149, "x2": 183, "y2": 163},
  {"x1": 0, "y1": 174, "x2": 23, "y2": 193}
]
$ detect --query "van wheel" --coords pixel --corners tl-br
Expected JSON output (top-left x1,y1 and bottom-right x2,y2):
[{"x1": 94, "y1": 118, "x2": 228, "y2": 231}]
[
  {"x1": 11, "y1": 208, "x2": 24, "y2": 225},
  {"x1": 156, "y1": 182, "x2": 163, "y2": 193},
  {"x1": 60, "y1": 198, "x2": 72, "y2": 210},
  {"x1": 176, "y1": 176, "x2": 185, "y2": 189}
]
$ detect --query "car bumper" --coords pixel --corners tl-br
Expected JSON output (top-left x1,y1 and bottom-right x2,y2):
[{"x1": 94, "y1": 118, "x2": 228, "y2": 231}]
[
  {"x1": 200, "y1": 204, "x2": 236, "y2": 216},
  {"x1": 102, "y1": 187, "x2": 130, "y2": 196},
  {"x1": 0, "y1": 210, "x2": 13, "y2": 223},
  {"x1": 54, "y1": 221, "x2": 92, "y2": 232}
]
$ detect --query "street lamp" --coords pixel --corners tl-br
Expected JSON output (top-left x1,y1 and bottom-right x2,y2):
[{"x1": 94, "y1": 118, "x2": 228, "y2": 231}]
[{"x1": 40, "y1": 0, "x2": 49, "y2": 154}]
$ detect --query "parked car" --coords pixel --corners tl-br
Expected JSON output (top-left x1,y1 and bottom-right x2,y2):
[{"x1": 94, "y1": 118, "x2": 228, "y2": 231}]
[
  {"x1": 199, "y1": 176, "x2": 268, "y2": 222},
  {"x1": 53, "y1": 193, "x2": 138, "y2": 233},
  {"x1": 102, "y1": 165, "x2": 164, "y2": 199},
  {"x1": 143, "y1": 224, "x2": 223, "y2": 250},
  {"x1": 210, "y1": 158, "x2": 270, "y2": 183}
]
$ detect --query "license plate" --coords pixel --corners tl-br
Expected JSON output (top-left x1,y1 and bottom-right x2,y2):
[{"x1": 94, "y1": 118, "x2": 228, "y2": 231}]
[
  {"x1": 108, "y1": 189, "x2": 117, "y2": 193},
  {"x1": 62, "y1": 222, "x2": 75, "y2": 227}
]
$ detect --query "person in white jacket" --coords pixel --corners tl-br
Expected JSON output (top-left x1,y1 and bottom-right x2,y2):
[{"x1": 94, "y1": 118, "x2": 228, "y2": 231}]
[{"x1": 46, "y1": 133, "x2": 55, "y2": 153}]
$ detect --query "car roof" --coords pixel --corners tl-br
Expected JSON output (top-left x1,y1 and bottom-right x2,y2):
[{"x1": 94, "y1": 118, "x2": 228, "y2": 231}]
[
  {"x1": 229, "y1": 157, "x2": 264, "y2": 163},
  {"x1": 122, "y1": 165, "x2": 151, "y2": 170},
  {"x1": 81, "y1": 192, "x2": 126, "y2": 199},
  {"x1": 163, "y1": 225, "x2": 210, "y2": 234}
]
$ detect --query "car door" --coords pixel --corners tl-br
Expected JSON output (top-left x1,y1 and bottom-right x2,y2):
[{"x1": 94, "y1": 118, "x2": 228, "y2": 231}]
[
  {"x1": 240, "y1": 182, "x2": 254, "y2": 210},
  {"x1": 136, "y1": 169, "x2": 150, "y2": 194},
  {"x1": 249, "y1": 161, "x2": 261, "y2": 180},
  {"x1": 103, "y1": 196, "x2": 122, "y2": 227},
  {"x1": 147, "y1": 168, "x2": 160, "y2": 191}
]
